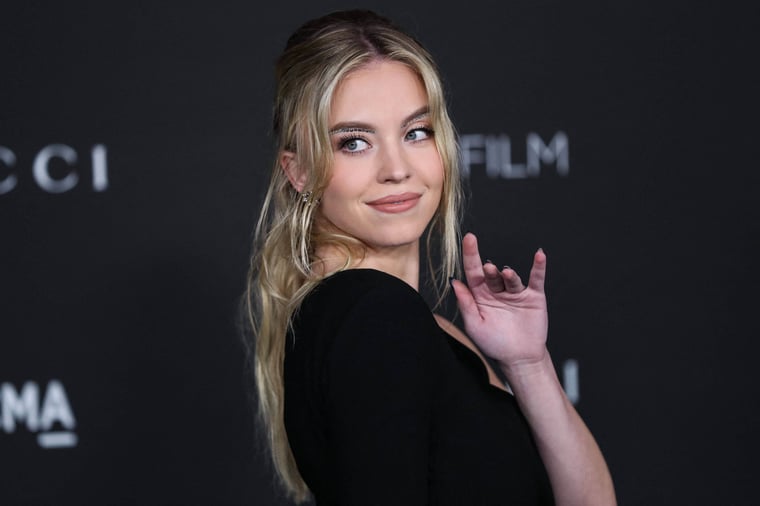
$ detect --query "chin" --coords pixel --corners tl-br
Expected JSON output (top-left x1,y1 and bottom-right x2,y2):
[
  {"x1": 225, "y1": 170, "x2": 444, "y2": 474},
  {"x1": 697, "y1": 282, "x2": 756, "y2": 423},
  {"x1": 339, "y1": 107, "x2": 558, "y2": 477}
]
[{"x1": 363, "y1": 226, "x2": 428, "y2": 250}]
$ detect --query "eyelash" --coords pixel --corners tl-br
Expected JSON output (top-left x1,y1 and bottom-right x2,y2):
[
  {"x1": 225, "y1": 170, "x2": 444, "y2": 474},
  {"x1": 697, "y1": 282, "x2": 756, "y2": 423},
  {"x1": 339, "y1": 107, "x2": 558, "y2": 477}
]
[
  {"x1": 406, "y1": 127, "x2": 434, "y2": 142},
  {"x1": 337, "y1": 134, "x2": 370, "y2": 154},
  {"x1": 335, "y1": 126, "x2": 435, "y2": 155}
]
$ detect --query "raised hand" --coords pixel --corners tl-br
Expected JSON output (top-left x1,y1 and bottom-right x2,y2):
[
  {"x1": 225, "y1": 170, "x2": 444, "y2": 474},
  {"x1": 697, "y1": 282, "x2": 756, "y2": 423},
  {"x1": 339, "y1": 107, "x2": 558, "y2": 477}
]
[
  {"x1": 451, "y1": 233, "x2": 618, "y2": 505},
  {"x1": 450, "y1": 232, "x2": 549, "y2": 371}
]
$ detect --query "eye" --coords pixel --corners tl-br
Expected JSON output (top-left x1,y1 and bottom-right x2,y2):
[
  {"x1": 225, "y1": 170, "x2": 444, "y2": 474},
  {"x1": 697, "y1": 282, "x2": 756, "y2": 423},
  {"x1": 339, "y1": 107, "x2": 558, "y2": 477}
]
[
  {"x1": 338, "y1": 136, "x2": 371, "y2": 154},
  {"x1": 405, "y1": 127, "x2": 434, "y2": 142}
]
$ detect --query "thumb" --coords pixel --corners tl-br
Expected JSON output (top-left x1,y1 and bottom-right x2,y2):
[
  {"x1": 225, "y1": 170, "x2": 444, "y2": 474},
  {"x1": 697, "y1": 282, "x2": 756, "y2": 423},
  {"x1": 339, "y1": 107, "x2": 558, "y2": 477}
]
[{"x1": 450, "y1": 278, "x2": 482, "y2": 322}]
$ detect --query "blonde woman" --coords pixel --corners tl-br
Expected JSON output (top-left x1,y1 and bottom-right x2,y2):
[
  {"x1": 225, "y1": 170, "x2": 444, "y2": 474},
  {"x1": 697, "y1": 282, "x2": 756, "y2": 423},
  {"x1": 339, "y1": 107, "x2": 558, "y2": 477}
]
[{"x1": 245, "y1": 9, "x2": 616, "y2": 505}]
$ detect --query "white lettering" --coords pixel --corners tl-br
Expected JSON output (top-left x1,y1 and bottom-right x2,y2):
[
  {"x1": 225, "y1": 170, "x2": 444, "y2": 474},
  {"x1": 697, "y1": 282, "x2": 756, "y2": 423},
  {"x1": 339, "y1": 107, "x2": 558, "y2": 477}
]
[
  {"x1": 38, "y1": 431, "x2": 78, "y2": 449},
  {"x1": 1, "y1": 382, "x2": 40, "y2": 432},
  {"x1": 1, "y1": 144, "x2": 109, "y2": 194},
  {"x1": 33, "y1": 144, "x2": 79, "y2": 193},
  {"x1": 91, "y1": 144, "x2": 109, "y2": 191},
  {"x1": 0, "y1": 146, "x2": 17, "y2": 194},
  {"x1": 460, "y1": 132, "x2": 570, "y2": 179},
  {"x1": 488, "y1": 134, "x2": 528, "y2": 178},
  {"x1": 1, "y1": 380, "x2": 79, "y2": 449},
  {"x1": 562, "y1": 359, "x2": 580, "y2": 405},
  {"x1": 460, "y1": 134, "x2": 484, "y2": 178},
  {"x1": 527, "y1": 132, "x2": 569, "y2": 176},
  {"x1": 39, "y1": 380, "x2": 76, "y2": 431}
]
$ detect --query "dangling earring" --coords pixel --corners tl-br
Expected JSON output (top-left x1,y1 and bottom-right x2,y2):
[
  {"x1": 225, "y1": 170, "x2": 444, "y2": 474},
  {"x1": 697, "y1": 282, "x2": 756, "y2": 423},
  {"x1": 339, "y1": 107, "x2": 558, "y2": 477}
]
[{"x1": 300, "y1": 190, "x2": 320, "y2": 206}]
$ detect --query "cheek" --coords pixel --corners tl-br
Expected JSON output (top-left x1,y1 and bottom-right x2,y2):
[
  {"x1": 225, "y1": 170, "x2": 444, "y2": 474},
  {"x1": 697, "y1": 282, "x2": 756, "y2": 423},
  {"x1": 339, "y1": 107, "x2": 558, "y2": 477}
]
[
  {"x1": 319, "y1": 167, "x2": 369, "y2": 221},
  {"x1": 429, "y1": 159, "x2": 445, "y2": 211},
  {"x1": 322, "y1": 168, "x2": 362, "y2": 201},
  {"x1": 426, "y1": 153, "x2": 445, "y2": 188}
]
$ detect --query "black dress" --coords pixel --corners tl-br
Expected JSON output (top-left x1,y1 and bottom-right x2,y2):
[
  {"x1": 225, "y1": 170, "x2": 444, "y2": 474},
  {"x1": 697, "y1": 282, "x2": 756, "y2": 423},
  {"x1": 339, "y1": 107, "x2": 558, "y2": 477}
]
[{"x1": 284, "y1": 268, "x2": 555, "y2": 505}]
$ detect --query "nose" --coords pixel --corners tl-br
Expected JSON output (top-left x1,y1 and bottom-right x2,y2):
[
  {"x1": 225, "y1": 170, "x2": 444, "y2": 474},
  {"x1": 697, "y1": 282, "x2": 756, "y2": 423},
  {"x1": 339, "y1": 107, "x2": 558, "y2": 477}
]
[{"x1": 377, "y1": 143, "x2": 412, "y2": 183}]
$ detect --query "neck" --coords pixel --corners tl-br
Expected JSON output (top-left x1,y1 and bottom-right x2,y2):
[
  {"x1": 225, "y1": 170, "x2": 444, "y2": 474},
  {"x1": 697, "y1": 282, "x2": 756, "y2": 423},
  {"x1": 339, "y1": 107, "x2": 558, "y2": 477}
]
[{"x1": 313, "y1": 241, "x2": 421, "y2": 291}]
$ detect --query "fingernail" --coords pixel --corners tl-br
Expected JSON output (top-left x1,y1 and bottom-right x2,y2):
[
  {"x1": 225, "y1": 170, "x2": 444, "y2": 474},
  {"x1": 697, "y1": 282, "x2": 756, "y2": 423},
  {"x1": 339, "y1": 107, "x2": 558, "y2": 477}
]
[
  {"x1": 502, "y1": 265, "x2": 511, "y2": 271},
  {"x1": 448, "y1": 276, "x2": 455, "y2": 288},
  {"x1": 485, "y1": 259, "x2": 493, "y2": 264}
]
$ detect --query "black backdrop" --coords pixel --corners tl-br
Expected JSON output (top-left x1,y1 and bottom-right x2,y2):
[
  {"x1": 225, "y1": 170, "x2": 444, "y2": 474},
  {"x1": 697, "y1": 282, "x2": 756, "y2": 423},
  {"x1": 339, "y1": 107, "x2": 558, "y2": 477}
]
[{"x1": 1, "y1": 1, "x2": 757, "y2": 505}]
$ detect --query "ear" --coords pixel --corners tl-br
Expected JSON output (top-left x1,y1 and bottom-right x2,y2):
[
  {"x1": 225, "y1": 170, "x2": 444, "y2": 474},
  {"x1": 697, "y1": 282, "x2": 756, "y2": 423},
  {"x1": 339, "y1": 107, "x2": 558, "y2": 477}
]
[{"x1": 279, "y1": 150, "x2": 308, "y2": 192}]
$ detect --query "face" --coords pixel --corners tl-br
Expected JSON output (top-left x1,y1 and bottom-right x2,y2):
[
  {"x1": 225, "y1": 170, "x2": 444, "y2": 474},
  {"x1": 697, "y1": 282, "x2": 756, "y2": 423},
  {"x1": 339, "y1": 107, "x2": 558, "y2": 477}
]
[{"x1": 317, "y1": 60, "x2": 444, "y2": 258}]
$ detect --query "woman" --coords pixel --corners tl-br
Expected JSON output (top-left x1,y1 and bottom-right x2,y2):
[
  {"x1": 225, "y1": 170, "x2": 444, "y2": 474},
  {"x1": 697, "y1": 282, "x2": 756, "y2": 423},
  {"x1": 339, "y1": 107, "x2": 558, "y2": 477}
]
[{"x1": 245, "y1": 9, "x2": 616, "y2": 505}]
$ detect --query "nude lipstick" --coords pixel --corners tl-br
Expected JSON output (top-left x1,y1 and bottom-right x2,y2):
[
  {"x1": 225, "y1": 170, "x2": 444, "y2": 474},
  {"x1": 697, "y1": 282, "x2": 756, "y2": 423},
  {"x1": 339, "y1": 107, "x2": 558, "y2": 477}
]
[{"x1": 366, "y1": 192, "x2": 422, "y2": 213}]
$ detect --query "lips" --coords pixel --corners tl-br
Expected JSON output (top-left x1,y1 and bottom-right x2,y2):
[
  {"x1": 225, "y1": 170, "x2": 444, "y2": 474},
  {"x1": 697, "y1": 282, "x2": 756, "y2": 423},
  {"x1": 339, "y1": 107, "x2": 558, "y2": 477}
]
[{"x1": 366, "y1": 192, "x2": 422, "y2": 213}]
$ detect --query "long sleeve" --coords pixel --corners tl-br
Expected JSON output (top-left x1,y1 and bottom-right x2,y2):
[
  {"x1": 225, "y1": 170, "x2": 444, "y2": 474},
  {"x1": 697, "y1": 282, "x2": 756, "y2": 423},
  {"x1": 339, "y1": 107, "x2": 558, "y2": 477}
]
[
  {"x1": 284, "y1": 269, "x2": 554, "y2": 505},
  {"x1": 323, "y1": 279, "x2": 438, "y2": 504}
]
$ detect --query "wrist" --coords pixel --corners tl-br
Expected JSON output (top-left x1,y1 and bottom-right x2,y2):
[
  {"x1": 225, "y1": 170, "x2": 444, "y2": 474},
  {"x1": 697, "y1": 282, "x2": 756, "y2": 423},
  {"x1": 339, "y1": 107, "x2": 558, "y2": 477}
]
[{"x1": 498, "y1": 350, "x2": 555, "y2": 387}]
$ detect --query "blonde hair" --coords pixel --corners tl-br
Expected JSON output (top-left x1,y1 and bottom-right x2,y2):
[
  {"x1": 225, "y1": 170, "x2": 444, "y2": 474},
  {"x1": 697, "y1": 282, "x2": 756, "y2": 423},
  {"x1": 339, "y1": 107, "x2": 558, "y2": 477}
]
[{"x1": 244, "y1": 9, "x2": 463, "y2": 502}]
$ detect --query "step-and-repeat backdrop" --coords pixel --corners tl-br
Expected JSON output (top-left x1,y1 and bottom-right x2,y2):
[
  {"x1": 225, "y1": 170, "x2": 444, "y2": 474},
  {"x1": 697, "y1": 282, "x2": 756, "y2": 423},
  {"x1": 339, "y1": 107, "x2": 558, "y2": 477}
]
[{"x1": 1, "y1": 1, "x2": 755, "y2": 505}]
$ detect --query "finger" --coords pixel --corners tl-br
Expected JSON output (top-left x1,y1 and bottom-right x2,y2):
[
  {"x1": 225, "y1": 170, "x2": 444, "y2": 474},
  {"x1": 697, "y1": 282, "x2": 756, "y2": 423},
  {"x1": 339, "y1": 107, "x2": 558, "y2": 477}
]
[
  {"x1": 450, "y1": 277, "x2": 482, "y2": 321},
  {"x1": 483, "y1": 261, "x2": 506, "y2": 293},
  {"x1": 461, "y1": 232, "x2": 486, "y2": 286},
  {"x1": 500, "y1": 267, "x2": 525, "y2": 293},
  {"x1": 527, "y1": 248, "x2": 547, "y2": 292}
]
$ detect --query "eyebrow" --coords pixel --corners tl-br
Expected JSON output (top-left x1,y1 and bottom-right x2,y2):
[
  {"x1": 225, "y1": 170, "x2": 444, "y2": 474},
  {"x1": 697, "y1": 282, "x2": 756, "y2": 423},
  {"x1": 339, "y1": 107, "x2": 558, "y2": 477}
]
[{"x1": 328, "y1": 106, "x2": 430, "y2": 135}]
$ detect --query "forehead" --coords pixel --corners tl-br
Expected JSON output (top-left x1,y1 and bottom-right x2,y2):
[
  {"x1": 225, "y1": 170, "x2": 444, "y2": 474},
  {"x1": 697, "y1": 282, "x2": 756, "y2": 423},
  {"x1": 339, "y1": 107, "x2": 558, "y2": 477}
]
[{"x1": 330, "y1": 60, "x2": 427, "y2": 121}]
